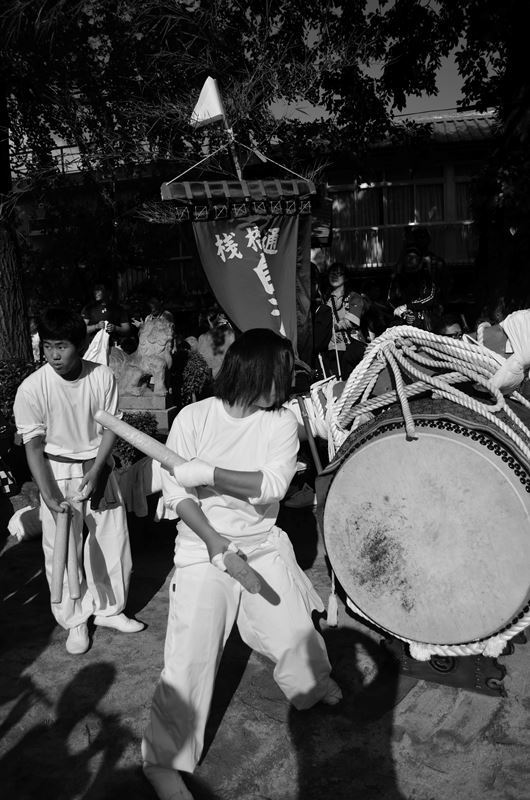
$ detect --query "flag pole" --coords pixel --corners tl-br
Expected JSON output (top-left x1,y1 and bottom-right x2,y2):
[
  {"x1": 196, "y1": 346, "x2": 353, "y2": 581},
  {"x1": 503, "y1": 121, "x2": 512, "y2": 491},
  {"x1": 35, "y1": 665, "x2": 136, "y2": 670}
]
[
  {"x1": 224, "y1": 124, "x2": 243, "y2": 181},
  {"x1": 219, "y1": 103, "x2": 242, "y2": 181}
]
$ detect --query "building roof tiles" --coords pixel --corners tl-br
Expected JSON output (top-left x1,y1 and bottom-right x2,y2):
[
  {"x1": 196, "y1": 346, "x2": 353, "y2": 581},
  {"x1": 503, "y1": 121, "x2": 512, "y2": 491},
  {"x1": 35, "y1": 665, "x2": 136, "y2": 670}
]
[{"x1": 401, "y1": 110, "x2": 497, "y2": 143}]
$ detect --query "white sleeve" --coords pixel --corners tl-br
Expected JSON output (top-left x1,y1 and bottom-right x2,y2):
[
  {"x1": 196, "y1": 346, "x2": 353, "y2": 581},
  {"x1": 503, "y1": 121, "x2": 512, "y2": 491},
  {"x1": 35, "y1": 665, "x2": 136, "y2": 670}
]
[
  {"x1": 13, "y1": 386, "x2": 45, "y2": 444},
  {"x1": 160, "y1": 408, "x2": 200, "y2": 512},
  {"x1": 103, "y1": 368, "x2": 122, "y2": 417},
  {"x1": 249, "y1": 409, "x2": 299, "y2": 505}
]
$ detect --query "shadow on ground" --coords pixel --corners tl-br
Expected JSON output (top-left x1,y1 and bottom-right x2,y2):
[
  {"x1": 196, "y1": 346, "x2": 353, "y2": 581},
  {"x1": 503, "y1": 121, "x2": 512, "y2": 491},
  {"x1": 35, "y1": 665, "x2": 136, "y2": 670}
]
[
  {"x1": 0, "y1": 494, "x2": 416, "y2": 799},
  {"x1": 289, "y1": 625, "x2": 408, "y2": 800}
]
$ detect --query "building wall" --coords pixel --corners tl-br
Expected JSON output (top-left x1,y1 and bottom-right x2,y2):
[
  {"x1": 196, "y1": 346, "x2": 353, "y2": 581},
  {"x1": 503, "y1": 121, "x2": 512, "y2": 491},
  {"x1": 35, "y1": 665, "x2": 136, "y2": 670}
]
[
  {"x1": 328, "y1": 165, "x2": 480, "y2": 271},
  {"x1": 325, "y1": 112, "x2": 496, "y2": 274}
]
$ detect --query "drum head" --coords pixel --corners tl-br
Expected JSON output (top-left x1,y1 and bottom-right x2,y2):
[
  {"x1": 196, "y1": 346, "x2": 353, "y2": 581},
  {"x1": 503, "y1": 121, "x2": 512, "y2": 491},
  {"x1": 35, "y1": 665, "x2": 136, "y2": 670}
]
[{"x1": 323, "y1": 405, "x2": 530, "y2": 644}]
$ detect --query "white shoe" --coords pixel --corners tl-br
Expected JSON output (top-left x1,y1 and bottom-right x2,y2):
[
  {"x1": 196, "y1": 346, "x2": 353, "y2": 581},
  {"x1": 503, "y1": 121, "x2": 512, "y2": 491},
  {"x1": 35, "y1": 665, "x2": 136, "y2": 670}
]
[
  {"x1": 143, "y1": 764, "x2": 194, "y2": 800},
  {"x1": 66, "y1": 623, "x2": 89, "y2": 655},
  {"x1": 321, "y1": 678, "x2": 343, "y2": 706},
  {"x1": 93, "y1": 613, "x2": 144, "y2": 633},
  {"x1": 283, "y1": 483, "x2": 317, "y2": 508}
]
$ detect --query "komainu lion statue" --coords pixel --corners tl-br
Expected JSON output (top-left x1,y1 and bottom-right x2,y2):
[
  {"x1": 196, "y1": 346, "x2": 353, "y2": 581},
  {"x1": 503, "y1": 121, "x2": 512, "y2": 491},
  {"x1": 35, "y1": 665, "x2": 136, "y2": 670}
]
[{"x1": 109, "y1": 316, "x2": 174, "y2": 396}]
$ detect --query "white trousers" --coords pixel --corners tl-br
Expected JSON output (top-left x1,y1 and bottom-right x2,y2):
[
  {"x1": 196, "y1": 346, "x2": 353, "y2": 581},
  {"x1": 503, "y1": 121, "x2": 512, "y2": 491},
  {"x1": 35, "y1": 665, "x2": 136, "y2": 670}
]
[
  {"x1": 142, "y1": 529, "x2": 332, "y2": 773},
  {"x1": 40, "y1": 462, "x2": 132, "y2": 629}
]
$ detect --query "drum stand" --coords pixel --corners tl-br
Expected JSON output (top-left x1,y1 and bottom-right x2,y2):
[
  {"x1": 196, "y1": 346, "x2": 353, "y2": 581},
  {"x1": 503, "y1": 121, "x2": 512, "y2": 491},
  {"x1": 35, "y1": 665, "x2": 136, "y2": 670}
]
[{"x1": 381, "y1": 633, "x2": 527, "y2": 697}]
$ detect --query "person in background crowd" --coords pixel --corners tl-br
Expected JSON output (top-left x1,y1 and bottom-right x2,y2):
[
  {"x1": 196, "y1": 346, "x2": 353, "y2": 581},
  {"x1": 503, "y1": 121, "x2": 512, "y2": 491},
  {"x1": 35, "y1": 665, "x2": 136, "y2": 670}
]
[
  {"x1": 132, "y1": 296, "x2": 175, "y2": 328},
  {"x1": 436, "y1": 312, "x2": 464, "y2": 339},
  {"x1": 313, "y1": 262, "x2": 370, "y2": 379},
  {"x1": 29, "y1": 317, "x2": 42, "y2": 363},
  {"x1": 197, "y1": 310, "x2": 235, "y2": 380},
  {"x1": 476, "y1": 294, "x2": 519, "y2": 327},
  {"x1": 82, "y1": 284, "x2": 131, "y2": 346},
  {"x1": 387, "y1": 245, "x2": 442, "y2": 330}
]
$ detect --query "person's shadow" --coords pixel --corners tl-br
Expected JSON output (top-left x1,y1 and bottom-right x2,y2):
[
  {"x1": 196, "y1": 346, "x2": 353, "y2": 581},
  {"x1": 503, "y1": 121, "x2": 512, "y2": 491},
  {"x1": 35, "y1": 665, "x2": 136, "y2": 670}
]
[
  {"x1": 124, "y1": 495, "x2": 179, "y2": 619},
  {"x1": 288, "y1": 624, "x2": 408, "y2": 800},
  {"x1": 278, "y1": 498, "x2": 408, "y2": 799},
  {"x1": 0, "y1": 520, "x2": 57, "y2": 738},
  {"x1": 0, "y1": 663, "x2": 132, "y2": 800}
]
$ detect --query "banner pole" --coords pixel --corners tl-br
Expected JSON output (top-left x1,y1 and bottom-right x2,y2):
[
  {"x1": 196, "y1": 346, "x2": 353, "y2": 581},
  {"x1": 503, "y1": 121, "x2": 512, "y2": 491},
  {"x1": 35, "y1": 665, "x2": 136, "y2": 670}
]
[
  {"x1": 215, "y1": 82, "x2": 243, "y2": 180},
  {"x1": 332, "y1": 325, "x2": 342, "y2": 380},
  {"x1": 223, "y1": 119, "x2": 243, "y2": 180}
]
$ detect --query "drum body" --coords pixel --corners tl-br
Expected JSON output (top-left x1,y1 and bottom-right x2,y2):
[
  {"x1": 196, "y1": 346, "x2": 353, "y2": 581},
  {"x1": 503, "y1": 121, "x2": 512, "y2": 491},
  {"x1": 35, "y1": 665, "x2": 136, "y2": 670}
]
[{"x1": 319, "y1": 398, "x2": 530, "y2": 646}]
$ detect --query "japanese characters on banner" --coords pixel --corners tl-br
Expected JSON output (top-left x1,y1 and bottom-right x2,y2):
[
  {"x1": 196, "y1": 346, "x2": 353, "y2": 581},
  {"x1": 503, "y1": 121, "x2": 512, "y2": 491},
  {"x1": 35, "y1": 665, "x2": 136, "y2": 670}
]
[{"x1": 193, "y1": 214, "x2": 298, "y2": 347}]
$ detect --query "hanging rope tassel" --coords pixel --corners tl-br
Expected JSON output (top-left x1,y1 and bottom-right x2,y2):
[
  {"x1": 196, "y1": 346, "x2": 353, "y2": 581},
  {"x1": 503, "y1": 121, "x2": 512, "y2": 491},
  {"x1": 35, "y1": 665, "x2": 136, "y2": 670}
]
[{"x1": 326, "y1": 571, "x2": 339, "y2": 627}]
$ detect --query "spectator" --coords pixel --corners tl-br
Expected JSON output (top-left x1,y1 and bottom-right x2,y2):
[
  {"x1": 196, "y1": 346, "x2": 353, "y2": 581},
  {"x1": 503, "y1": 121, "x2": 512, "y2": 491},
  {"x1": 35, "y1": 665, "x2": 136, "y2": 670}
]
[
  {"x1": 29, "y1": 317, "x2": 42, "y2": 363},
  {"x1": 132, "y1": 295, "x2": 174, "y2": 329},
  {"x1": 436, "y1": 312, "x2": 464, "y2": 339},
  {"x1": 197, "y1": 312, "x2": 235, "y2": 380},
  {"x1": 82, "y1": 284, "x2": 131, "y2": 346},
  {"x1": 387, "y1": 245, "x2": 442, "y2": 331},
  {"x1": 313, "y1": 262, "x2": 369, "y2": 379}
]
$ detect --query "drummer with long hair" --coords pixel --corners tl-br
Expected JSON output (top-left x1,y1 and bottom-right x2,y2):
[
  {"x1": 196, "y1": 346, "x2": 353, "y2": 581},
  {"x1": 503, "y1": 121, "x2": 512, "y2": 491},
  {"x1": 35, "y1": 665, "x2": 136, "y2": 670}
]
[{"x1": 142, "y1": 328, "x2": 341, "y2": 800}]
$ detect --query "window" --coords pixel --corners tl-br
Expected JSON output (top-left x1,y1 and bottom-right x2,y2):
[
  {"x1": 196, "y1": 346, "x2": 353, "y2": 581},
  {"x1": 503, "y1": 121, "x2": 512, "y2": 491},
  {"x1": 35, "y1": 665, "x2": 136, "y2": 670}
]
[{"x1": 330, "y1": 171, "x2": 475, "y2": 268}]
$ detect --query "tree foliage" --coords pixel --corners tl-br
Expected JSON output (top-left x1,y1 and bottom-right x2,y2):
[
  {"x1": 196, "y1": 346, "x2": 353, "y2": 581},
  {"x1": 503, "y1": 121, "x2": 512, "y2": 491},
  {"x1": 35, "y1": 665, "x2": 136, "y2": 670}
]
[
  {"x1": 0, "y1": 0, "x2": 529, "y2": 356},
  {"x1": 1, "y1": 0, "x2": 526, "y2": 176}
]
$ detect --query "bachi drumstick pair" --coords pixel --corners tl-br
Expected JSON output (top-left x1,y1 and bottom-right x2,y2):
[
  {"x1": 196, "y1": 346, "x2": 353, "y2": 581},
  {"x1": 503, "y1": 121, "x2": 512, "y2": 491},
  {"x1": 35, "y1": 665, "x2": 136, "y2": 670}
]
[{"x1": 51, "y1": 502, "x2": 80, "y2": 604}]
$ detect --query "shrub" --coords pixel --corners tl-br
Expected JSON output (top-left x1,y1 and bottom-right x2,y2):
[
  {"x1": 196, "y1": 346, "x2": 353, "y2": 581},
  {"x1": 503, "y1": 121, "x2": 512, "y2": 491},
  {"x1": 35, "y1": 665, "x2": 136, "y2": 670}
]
[
  {"x1": 181, "y1": 352, "x2": 212, "y2": 405},
  {"x1": 112, "y1": 410, "x2": 159, "y2": 469},
  {"x1": 0, "y1": 360, "x2": 38, "y2": 421}
]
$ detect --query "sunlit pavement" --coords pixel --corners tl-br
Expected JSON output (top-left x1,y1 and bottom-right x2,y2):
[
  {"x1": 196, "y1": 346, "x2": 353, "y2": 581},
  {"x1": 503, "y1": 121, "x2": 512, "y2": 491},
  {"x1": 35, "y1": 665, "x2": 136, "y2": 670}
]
[{"x1": 1, "y1": 499, "x2": 529, "y2": 800}]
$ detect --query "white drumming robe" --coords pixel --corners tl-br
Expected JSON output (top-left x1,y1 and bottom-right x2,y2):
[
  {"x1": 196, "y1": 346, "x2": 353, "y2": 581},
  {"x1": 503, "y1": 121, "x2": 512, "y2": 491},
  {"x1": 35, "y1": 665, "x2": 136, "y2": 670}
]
[
  {"x1": 491, "y1": 310, "x2": 530, "y2": 394},
  {"x1": 13, "y1": 361, "x2": 132, "y2": 628},
  {"x1": 142, "y1": 397, "x2": 332, "y2": 775}
]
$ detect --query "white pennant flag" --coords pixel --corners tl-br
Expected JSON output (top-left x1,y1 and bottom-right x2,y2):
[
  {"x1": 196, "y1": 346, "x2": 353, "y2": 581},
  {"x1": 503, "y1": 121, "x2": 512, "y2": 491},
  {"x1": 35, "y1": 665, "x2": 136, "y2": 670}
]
[{"x1": 190, "y1": 77, "x2": 226, "y2": 129}]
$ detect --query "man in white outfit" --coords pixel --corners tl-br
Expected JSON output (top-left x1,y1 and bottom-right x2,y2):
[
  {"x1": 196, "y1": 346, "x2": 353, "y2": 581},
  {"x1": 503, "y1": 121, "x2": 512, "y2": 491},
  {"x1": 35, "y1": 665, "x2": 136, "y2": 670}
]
[{"x1": 14, "y1": 307, "x2": 144, "y2": 655}]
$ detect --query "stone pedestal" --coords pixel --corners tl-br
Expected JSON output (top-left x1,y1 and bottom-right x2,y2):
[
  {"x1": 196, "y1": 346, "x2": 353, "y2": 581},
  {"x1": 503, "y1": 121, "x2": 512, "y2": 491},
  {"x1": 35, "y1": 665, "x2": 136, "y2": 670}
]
[{"x1": 119, "y1": 391, "x2": 178, "y2": 434}]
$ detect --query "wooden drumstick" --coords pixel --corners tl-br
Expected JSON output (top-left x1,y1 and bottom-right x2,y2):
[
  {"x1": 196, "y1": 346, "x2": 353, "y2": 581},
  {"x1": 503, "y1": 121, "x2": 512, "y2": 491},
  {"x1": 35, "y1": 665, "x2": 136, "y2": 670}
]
[
  {"x1": 94, "y1": 409, "x2": 185, "y2": 470},
  {"x1": 51, "y1": 503, "x2": 71, "y2": 604},
  {"x1": 223, "y1": 552, "x2": 262, "y2": 593},
  {"x1": 95, "y1": 409, "x2": 263, "y2": 593},
  {"x1": 67, "y1": 523, "x2": 81, "y2": 601}
]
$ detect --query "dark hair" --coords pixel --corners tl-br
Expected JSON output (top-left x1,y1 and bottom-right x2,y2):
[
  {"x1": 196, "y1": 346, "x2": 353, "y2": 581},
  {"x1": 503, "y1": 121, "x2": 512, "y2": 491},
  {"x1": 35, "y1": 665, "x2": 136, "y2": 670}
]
[
  {"x1": 37, "y1": 307, "x2": 87, "y2": 348},
  {"x1": 361, "y1": 302, "x2": 394, "y2": 339},
  {"x1": 214, "y1": 328, "x2": 294, "y2": 409},
  {"x1": 210, "y1": 323, "x2": 233, "y2": 355},
  {"x1": 327, "y1": 261, "x2": 346, "y2": 274},
  {"x1": 325, "y1": 261, "x2": 354, "y2": 301},
  {"x1": 439, "y1": 312, "x2": 462, "y2": 328}
]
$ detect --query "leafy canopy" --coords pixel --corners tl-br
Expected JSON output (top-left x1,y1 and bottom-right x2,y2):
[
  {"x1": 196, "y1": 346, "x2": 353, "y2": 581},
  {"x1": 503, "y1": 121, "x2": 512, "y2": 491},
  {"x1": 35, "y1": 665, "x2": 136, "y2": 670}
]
[{"x1": 0, "y1": 1, "x2": 526, "y2": 194}]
